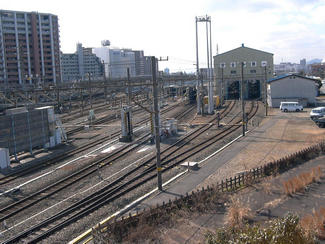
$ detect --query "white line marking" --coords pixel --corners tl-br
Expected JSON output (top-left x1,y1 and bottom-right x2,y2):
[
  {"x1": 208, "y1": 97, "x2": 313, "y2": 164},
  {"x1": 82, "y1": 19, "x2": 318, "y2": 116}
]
[{"x1": 137, "y1": 147, "x2": 150, "y2": 153}]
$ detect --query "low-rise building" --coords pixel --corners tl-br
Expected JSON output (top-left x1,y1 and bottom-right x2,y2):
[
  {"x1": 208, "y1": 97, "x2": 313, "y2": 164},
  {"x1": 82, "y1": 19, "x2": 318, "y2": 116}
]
[
  {"x1": 267, "y1": 74, "x2": 318, "y2": 107},
  {"x1": 274, "y1": 62, "x2": 306, "y2": 76},
  {"x1": 310, "y1": 63, "x2": 325, "y2": 79}
]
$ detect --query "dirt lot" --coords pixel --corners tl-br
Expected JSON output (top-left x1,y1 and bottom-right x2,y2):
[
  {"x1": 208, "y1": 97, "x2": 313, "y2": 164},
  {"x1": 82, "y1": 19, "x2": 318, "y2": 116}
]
[{"x1": 196, "y1": 107, "x2": 325, "y2": 188}]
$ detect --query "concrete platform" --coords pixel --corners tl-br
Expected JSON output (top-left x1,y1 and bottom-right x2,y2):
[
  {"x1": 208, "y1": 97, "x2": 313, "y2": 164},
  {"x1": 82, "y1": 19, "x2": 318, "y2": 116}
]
[{"x1": 180, "y1": 161, "x2": 199, "y2": 170}]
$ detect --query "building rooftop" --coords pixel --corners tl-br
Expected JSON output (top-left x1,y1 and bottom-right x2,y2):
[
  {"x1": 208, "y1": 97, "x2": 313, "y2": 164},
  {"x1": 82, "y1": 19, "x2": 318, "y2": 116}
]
[
  {"x1": 215, "y1": 44, "x2": 273, "y2": 57},
  {"x1": 267, "y1": 74, "x2": 319, "y2": 83},
  {"x1": 0, "y1": 9, "x2": 57, "y2": 16}
]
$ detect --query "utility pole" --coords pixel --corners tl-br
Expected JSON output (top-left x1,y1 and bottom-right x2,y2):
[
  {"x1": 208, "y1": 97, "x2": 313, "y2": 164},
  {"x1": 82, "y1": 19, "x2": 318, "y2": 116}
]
[
  {"x1": 80, "y1": 88, "x2": 84, "y2": 116},
  {"x1": 221, "y1": 67, "x2": 224, "y2": 105},
  {"x1": 151, "y1": 56, "x2": 163, "y2": 191},
  {"x1": 241, "y1": 62, "x2": 245, "y2": 136},
  {"x1": 264, "y1": 66, "x2": 268, "y2": 116},
  {"x1": 88, "y1": 73, "x2": 93, "y2": 109},
  {"x1": 57, "y1": 87, "x2": 60, "y2": 112},
  {"x1": 200, "y1": 73, "x2": 205, "y2": 115},
  {"x1": 103, "y1": 62, "x2": 108, "y2": 105},
  {"x1": 208, "y1": 16, "x2": 214, "y2": 114},
  {"x1": 127, "y1": 68, "x2": 132, "y2": 106},
  {"x1": 195, "y1": 17, "x2": 202, "y2": 115}
]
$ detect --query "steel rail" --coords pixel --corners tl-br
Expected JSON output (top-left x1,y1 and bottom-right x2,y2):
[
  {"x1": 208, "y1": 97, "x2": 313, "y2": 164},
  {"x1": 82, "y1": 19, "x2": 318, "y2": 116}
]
[
  {"x1": 0, "y1": 104, "x2": 198, "y2": 222},
  {"x1": 1, "y1": 101, "x2": 239, "y2": 243},
  {"x1": 10, "y1": 101, "x2": 257, "y2": 244},
  {"x1": 0, "y1": 102, "x2": 190, "y2": 186}
]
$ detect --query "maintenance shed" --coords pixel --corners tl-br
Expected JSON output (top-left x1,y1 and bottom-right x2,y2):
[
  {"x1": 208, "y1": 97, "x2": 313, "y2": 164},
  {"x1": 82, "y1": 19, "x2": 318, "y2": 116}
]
[{"x1": 267, "y1": 74, "x2": 318, "y2": 107}]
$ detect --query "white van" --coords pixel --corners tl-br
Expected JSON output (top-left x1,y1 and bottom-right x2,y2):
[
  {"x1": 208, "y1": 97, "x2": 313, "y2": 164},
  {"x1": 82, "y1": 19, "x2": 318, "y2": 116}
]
[{"x1": 280, "y1": 102, "x2": 303, "y2": 112}]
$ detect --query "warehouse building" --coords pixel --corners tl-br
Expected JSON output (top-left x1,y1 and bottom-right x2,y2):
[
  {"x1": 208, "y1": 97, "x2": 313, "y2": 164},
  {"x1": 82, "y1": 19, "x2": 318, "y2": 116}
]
[
  {"x1": 267, "y1": 74, "x2": 318, "y2": 107},
  {"x1": 214, "y1": 44, "x2": 273, "y2": 100}
]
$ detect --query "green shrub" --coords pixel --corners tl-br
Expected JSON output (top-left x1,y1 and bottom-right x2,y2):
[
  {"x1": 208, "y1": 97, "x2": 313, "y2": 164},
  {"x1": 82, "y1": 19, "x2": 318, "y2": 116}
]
[{"x1": 205, "y1": 213, "x2": 316, "y2": 244}]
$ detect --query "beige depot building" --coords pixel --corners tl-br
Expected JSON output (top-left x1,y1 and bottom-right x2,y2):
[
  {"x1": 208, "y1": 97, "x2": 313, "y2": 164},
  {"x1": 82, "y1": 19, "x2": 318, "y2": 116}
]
[{"x1": 214, "y1": 44, "x2": 273, "y2": 100}]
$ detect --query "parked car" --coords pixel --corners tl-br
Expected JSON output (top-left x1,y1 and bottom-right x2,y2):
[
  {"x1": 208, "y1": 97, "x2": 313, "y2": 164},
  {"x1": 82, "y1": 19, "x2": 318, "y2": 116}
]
[
  {"x1": 310, "y1": 107, "x2": 325, "y2": 120},
  {"x1": 313, "y1": 116, "x2": 325, "y2": 128},
  {"x1": 280, "y1": 102, "x2": 303, "y2": 112}
]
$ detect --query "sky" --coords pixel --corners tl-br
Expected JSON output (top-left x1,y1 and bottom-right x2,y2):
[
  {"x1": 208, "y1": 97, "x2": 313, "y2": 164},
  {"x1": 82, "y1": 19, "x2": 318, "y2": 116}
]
[{"x1": 1, "y1": 0, "x2": 325, "y2": 72}]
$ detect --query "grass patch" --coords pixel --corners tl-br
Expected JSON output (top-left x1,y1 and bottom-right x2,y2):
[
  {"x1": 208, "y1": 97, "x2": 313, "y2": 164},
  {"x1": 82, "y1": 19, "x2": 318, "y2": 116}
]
[
  {"x1": 300, "y1": 207, "x2": 325, "y2": 240},
  {"x1": 225, "y1": 197, "x2": 254, "y2": 228},
  {"x1": 282, "y1": 166, "x2": 322, "y2": 196},
  {"x1": 206, "y1": 213, "x2": 315, "y2": 244}
]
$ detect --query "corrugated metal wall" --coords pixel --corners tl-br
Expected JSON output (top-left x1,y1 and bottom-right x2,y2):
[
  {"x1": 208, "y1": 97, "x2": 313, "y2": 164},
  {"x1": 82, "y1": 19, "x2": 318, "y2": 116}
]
[{"x1": 0, "y1": 110, "x2": 50, "y2": 155}]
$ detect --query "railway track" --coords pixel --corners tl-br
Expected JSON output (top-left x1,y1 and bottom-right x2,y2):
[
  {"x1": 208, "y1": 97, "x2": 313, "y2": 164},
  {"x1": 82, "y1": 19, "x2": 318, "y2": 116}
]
[
  {"x1": 0, "y1": 103, "x2": 199, "y2": 223},
  {"x1": 0, "y1": 102, "x2": 211, "y2": 223},
  {"x1": 1, "y1": 100, "x2": 243, "y2": 243},
  {"x1": 65, "y1": 100, "x2": 181, "y2": 136},
  {"x1": 60, "y1": 91, "x2": 147, "y2": 123},
  {"x1": 0, "y1": 102, "x2": 194, "y2": 186}
]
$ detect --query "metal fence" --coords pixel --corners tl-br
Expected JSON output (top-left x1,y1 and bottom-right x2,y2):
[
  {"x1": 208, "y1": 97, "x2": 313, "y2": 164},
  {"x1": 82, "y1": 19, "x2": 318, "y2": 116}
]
[{"x1": 0, "y1": 109, "x2": 50, "y2": 158}]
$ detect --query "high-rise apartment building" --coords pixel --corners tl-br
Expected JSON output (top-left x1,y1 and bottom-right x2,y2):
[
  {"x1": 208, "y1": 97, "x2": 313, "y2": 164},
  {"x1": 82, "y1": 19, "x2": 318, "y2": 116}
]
[
  {"x1": 133, "y1": 50, "x2": 145, "y2": 76},
  {"x1": 0, "y1": 10, "x2": 61, "y2": 85}
]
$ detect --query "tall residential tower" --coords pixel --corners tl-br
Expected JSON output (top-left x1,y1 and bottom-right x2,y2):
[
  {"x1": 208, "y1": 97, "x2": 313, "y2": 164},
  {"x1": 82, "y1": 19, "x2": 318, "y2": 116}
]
[{"x1": 0, "y1": 10, "x2": 61, "y2": 85}]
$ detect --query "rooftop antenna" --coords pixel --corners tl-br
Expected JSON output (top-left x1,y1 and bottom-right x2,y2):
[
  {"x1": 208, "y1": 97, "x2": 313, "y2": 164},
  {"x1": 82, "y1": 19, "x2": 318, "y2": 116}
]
[{"x1": 216, "y1": 44, "x2": 219, "y2": 55}]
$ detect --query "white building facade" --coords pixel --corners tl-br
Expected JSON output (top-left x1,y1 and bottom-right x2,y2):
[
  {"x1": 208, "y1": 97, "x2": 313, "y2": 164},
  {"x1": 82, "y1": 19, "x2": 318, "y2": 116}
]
[{"x1": 93, "y1": 47, "x2": 154, "y2": 79}]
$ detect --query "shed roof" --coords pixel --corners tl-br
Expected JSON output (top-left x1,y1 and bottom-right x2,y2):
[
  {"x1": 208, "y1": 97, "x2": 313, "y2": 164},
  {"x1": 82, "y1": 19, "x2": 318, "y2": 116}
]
[{"x1": 267, "y1": 74, "x2": 319, "y2": 83}]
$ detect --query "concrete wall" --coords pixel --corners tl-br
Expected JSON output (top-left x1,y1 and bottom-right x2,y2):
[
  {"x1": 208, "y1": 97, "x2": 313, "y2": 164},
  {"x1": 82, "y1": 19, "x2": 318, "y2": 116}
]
[{"x1": 268, "y1": 76, "x2": 317, "y2": 107}]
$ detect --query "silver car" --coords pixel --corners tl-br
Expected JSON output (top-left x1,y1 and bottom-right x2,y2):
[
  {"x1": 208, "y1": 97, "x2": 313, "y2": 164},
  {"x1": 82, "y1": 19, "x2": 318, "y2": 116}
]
[{"x1": 310, "y1": 107, "x2": 325, "y2": 120}]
